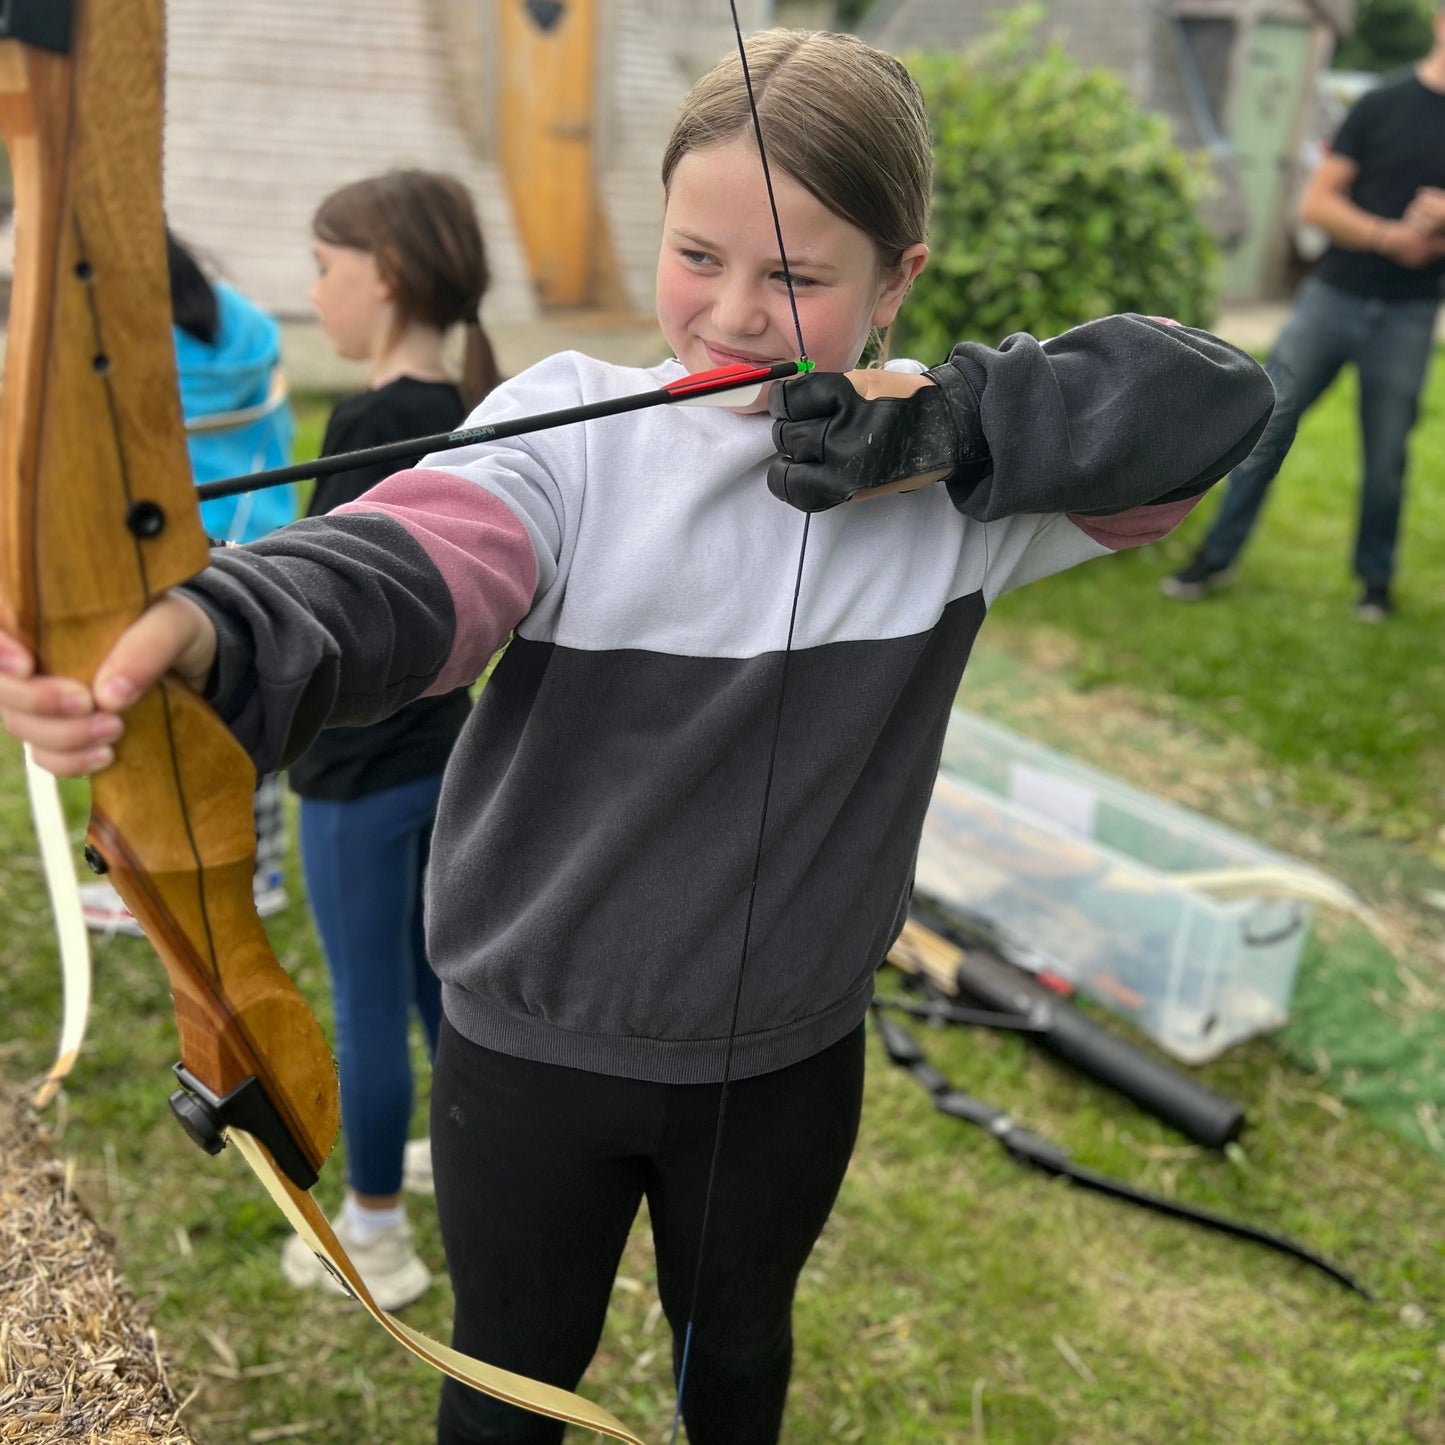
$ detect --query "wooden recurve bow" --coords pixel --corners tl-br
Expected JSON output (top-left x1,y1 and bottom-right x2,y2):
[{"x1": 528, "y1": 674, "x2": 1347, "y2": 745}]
[{"x1": 0, "y1": 4, "x2": 644, "y2": 1438}]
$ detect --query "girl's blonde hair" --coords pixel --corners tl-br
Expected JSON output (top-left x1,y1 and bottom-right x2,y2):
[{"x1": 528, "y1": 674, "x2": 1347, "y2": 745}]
[
  {"x1": 662, "y1": 30, "x2": 932, "y2": 276},
  {"x1": 312, "y1": 170, "x2": 500, "y2": 407}
]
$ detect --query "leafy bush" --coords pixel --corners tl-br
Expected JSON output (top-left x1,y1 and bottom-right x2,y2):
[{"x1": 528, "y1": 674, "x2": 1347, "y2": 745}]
[
  {"x1": 894, "y1": 9, "x2": 1219, "y2": 356},
  {"x1": 1334, "y1": 0, "x2": 1434, "y2": 72}
]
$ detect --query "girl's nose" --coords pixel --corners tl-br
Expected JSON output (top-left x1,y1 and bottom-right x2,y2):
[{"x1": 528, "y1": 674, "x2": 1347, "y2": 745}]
[{"x1": 712, "y1": 277, "x2": 768, "y2": 339}]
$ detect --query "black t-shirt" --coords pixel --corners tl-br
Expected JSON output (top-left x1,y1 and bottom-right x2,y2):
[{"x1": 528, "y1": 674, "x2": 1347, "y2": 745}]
[
  {"x1": 288, "y1": 376, "x2": 475, "y2": 800},
  {"x1": 1313, "y1": 71, "x2": 1445, "y2": 301}
]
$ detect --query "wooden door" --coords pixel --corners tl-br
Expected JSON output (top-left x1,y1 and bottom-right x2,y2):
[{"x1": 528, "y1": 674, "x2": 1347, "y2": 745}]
[
  {"x1": 1224, "y1": 20, "x2": 1313, "y2": 299},
  {"x1": 499, "y1": 0, "x2": 597, "y2": 307}
]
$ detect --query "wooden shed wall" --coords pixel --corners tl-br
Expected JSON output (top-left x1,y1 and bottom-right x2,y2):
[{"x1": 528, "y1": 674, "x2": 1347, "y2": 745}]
[{"x1": 162, "y1": 0, "x2": 538, "y2": 322}]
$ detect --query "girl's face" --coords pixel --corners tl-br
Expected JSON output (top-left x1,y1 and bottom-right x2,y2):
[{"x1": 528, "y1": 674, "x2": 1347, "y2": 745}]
[
  {"x1": 656, "y1": 135, "x2": 927, "y2": 409},
  {"x1": 309, "y1": 239, "x2": 394, "y2": 362}
]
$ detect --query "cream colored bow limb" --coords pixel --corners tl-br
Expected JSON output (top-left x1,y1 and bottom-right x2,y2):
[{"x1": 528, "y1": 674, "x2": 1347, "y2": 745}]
[
  {"x1": 1100, "y1": 862, "x2": 1403, "y2": 956},
  {"x1": 232, "y1": 1132, "x2": 645, "y2": 1441},
  {"x1": 24, "y1": 745, "x2": 93, "y2": 1107}
]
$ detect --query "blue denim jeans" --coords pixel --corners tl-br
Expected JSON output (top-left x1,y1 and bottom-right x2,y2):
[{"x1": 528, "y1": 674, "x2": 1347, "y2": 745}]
[
  {"x1": 298, "y1": 772, "x2": 445, "y2": 1196},
  {"x1": 1199, "y1": 276, "x2": 1438, "y2": 590}
]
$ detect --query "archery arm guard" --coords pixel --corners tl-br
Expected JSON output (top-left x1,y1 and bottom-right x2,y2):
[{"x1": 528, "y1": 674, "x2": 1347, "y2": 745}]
[{"x1": 767, "y1": 317, "x2": 1272, "y2": 519}]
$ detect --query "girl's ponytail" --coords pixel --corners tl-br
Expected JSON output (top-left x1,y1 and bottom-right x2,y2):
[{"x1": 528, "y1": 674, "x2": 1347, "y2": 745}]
[
  {"x1": 462, "y1": 318, "x2": 502, "y2": 410},
  {"x1": 313, "y1": 170, "x2": 498, "y2": 403}
]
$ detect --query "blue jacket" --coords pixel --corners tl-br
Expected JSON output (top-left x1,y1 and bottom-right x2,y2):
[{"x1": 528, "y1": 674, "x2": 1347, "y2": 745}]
[{"x1": 176, "y1": 281, "x2": 297, "y2": 543}]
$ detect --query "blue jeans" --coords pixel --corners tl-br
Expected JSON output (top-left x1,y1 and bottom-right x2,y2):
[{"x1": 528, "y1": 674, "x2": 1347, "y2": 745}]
[
  {"x1": 1199, "y1": 276, "x2": 1438, "y2": 590},
  {"x1": 299, "y1": 773, "x2": 445, "y2": 1196}
]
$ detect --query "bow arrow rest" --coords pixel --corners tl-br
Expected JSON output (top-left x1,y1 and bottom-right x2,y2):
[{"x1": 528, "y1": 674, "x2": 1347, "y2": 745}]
[{"x1": 196, "y1": 356, "x2": 815, "y2": 503}]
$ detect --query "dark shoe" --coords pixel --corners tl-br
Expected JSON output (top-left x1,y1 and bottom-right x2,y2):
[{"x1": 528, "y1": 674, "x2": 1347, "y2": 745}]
[
  {"x1": 1160, "y1": 556, "x2": 1235, "y2": 602},
  {"x1": 1355, "y1": 586, "x2": 1394, "y2": 623}
]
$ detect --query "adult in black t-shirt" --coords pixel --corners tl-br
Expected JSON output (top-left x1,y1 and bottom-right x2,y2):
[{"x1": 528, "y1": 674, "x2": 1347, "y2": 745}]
[{"x1": 1164, "y1": 10, "x2": 1445, "y2": 620}]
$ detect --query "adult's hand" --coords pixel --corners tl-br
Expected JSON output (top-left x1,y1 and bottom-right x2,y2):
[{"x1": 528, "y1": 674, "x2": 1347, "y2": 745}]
[
  {"x1": 1376, "y1": 217, "x2": 1445, "y2": 269},
  {"x1": 1403, "y1": 185, "x2": 1445, "y2": 237},
  {"x1": 0, "y1": 593, "x2": 218, "y2": 776},
  {"x1": 767, "y1": 368, "x2": 984, "y2": 513}
]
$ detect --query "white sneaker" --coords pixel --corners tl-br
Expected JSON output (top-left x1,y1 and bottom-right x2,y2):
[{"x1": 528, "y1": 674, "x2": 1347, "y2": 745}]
[
  {"x1": 252, "y1": 867, "x2": 289, "y2": 918},
  {"x1": 280, "y1": 1206, "x2": 431, "y2": 1311},
  {"x1": 402, "y1": 1138, "x2": 434, "y2": 1196},
  {"x1": 78, "y1": 880, "x2": 145, "y2": 937}
]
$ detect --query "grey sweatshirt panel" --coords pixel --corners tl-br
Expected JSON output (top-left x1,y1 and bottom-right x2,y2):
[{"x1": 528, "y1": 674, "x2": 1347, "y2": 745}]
[
  {"x1": 430, "y1": 591, "x2": 988, "y2": 1083},
  {"x1": 184, "y1": 514, "x2": 458, "y2": 775},
  {"x1": 938, "y1": 315, "x2": 1274, "y2": 520},
  {"x1": 169, "y1": 327, "x2": 1273, "y2": 1085}
]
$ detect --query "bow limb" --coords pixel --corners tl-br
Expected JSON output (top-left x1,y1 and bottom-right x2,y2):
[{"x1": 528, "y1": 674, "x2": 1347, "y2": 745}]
[
  {"x1": 23, "y1": 746, "x2": 92, "y2": 1106},
  {"x1": 232, "y1": 1132, "x2": 649, "y2": 1440},
  {"x1": 0, "y1": 8, "x2": 645, "y2": 1440}
]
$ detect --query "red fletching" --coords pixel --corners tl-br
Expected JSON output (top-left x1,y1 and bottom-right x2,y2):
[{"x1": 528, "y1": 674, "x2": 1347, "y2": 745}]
[{"x1": 662, "y1": 361, "x2": 792, "y2": 400}]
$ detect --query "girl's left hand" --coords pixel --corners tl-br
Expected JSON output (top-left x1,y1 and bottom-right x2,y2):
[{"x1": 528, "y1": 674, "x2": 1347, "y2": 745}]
[
  {"x1": 766, "y1": 369, "x2": 965, "y2": 512},
  {"x1": 0, "y1": 592, "x2": 219, "y2": 776}
]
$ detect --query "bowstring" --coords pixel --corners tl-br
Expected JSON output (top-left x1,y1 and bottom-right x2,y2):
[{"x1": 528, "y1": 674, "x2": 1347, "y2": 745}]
[
  {"x1": 731, "y1": 7, "x2": 808, "y2": 362},
  {"x1": 670, "y1": 10, "x2": 811, "y2": 1440}
]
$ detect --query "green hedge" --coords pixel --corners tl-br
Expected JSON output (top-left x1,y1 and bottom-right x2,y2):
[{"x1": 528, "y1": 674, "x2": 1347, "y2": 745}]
[
  {"x1": 895, "y1": 10, "x2": 1219, "y2": 355},
  {"x1": 1334, "y1": 0, "x2": 1434, "y2": 72}
]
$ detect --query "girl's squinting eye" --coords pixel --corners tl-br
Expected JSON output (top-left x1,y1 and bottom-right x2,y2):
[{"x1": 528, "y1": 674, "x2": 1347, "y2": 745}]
[{"x1": 776, "y1": 270, "x2": 819, "y2": 290}]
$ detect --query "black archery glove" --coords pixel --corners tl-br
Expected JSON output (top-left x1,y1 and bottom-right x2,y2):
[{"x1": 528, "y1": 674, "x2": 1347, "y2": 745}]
[{"x1": 766, "y1": 365, "x2": 992, "y2": 513}]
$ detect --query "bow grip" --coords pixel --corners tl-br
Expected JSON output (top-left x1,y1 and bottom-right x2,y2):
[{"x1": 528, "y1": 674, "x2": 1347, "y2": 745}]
[{"x1": 0, "y1": 0, "x2": 339, "y2": 1189}]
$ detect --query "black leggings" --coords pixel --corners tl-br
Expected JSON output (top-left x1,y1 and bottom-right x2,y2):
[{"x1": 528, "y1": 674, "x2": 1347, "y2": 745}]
[{"x1": 431, "y1": 1018, "x2": 866, "y2": 1445}]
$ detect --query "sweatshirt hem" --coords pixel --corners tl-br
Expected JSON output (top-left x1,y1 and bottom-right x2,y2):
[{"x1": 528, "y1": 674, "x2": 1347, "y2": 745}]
[{"x1": 440, "y1": 977, "x2": 876, "y2": 1085}]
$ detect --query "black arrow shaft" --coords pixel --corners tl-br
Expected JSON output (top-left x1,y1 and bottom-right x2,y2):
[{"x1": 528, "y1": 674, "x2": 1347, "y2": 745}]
[{"x1": 195, "y1": 361, "x2": 802, "y2": 504}]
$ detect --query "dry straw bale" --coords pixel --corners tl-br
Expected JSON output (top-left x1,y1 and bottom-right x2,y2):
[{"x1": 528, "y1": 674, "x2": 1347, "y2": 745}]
[{"x1": 0, "y1": 1080, "x2": 196, "y2": 1443}]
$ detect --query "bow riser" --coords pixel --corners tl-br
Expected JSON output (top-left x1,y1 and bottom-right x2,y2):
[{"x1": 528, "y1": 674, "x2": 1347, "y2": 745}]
[
  {"x1": 0, "y1": 39, "x2": 72, "y2": 641},
  {"x1": 1, "y1": 4, "x2": 202, "y2": 645},
  {"x1": 0, "y1": 0, "x2": 339, "y2": 1185}
]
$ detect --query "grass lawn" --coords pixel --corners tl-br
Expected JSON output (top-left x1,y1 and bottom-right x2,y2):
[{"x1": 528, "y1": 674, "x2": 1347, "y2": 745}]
[
  {"x1": 0, "y1": 367, "x2": 1441, "y2": 1444},
  {"x1": 984, "y1": 359, "x2": 1445, "y2": 841}
]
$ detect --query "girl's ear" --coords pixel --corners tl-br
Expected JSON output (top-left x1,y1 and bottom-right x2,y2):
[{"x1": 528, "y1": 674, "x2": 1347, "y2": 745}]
[
  {"x1": 371, "y1": 245, "x2": 401, "y2": 303},
  {"x1": 871, "y1": 243, "x2": 929, "y2": 329}
]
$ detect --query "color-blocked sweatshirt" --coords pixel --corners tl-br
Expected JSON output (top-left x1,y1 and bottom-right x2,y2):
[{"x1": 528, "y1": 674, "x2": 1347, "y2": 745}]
[{"x1": 187, "y1": 317, "x2": 1273, "y2": 1084}]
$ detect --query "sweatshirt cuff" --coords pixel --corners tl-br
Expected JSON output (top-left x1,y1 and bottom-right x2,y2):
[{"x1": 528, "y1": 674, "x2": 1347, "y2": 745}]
[
  {"x1": 924, "y1": 350, "x2": 993, "y2": 511},
  {"x1": 178, "y1": 581, "x2": 261, "y2": 735}
]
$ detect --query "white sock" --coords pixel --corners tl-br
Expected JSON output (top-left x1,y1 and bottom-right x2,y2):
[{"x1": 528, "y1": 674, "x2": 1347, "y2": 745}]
[{"x1": 342, "y1": 1195, "x2": 406, "y2": 1243}]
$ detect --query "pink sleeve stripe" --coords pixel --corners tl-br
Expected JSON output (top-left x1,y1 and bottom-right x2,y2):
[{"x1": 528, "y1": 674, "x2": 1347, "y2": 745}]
[
  {"x1": 1067, "y1": 494, "x2": 1202, "y2": 551},
  {"x1": 333, "y1": 468, "x2": 538, "y2": 694}
]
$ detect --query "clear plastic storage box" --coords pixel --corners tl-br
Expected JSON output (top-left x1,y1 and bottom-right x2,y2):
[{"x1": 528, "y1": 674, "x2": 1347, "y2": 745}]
[{"x1": 914, "y1": 710, "x2": 1312, "y2": 1063}]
